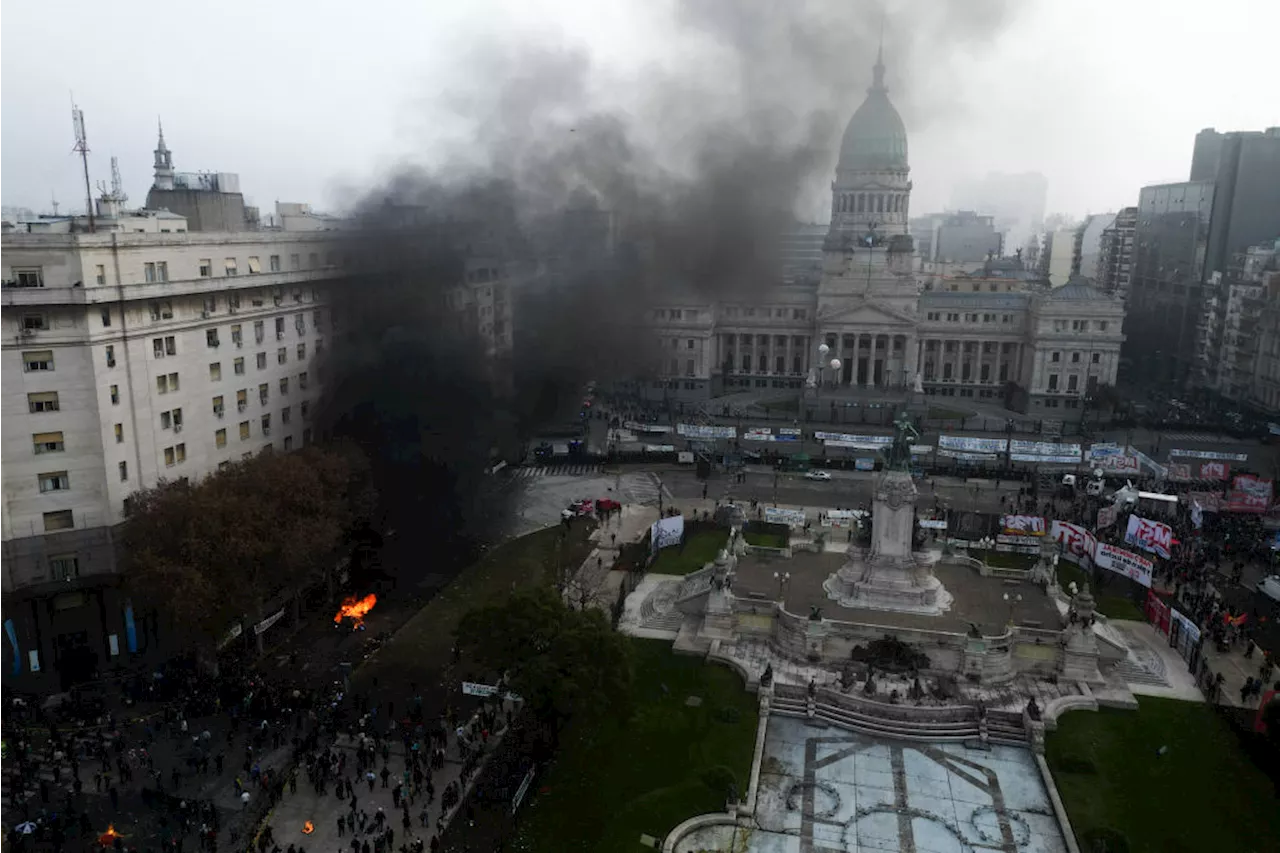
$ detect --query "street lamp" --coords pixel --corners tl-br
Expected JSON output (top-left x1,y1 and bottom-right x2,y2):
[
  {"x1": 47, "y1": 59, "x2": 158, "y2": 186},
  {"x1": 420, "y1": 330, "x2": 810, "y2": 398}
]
[
  {"x1": 773, "y1": 570, "x2": 791, "y2": 601},
  {"x1": 1003, "y1": 592, "x2": 1023, "y2": 626}
]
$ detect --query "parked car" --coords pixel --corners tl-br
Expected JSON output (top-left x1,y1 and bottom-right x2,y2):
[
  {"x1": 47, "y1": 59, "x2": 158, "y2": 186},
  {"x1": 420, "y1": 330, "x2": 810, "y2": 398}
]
[
  {"x1": 804, "y1": 470, "x2": 832, "y2": 481},
  {"x1": 1259, "y1": 575, "x2": 1280, "y2": 603},
  {"x1": 567, "y1": 499, "x2": 595, "y2": 516}
]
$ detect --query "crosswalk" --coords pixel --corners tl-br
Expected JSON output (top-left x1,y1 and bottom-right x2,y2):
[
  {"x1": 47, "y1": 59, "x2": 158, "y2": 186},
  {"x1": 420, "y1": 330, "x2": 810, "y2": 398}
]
[
  {"x1": 621, "y1": 472, "x2": 666, "y2": 505},
  {"x1": 507, "y1": 463, "x2": 602, "y2": 479}
]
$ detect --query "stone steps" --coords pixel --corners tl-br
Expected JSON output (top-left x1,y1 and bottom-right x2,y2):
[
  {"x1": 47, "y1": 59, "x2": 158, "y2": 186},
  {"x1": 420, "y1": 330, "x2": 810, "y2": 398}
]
[
  {"x1": 1112, "y1": 658, "x2": 1170, "y2": 687},
  {"x1": 771, "y1": 696, "x2": 1028, "y2": 746}
]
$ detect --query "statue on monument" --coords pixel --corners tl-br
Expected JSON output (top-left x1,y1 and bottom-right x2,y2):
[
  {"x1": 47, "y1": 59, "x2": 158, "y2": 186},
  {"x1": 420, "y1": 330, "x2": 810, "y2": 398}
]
[
  {"x1": 912, "y1": 372, "x2": 924, "y2": 394},
  {"x1": 883, "y1": 411, "x2": 920, "y2": 472}
]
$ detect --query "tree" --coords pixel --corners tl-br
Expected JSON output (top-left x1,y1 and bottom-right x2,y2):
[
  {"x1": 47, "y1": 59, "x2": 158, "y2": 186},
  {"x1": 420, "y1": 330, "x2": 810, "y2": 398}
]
[
  {"x1": 120, "y1": 444, "x2": 374, "y2": 659},
  {"x1": 455, "y1": 588, "x2": 633, "y2": 726}
]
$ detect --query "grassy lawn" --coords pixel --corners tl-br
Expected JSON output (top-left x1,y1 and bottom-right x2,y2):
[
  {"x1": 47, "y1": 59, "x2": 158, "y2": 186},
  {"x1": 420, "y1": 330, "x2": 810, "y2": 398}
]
[
  {"x1": 517, "y1": 638, "x2": 760, "y2": 853},
  {"x1": 744, "y1": 530, "x2": 787, "y2": 548},
  {"x1": 353, "y1": 521, "x2": 595, "y2": 691},
  {"x1": 1047, "y1": 698, "x2": 1280, "y2": 853},
  {"x1": 1057, "y1": 562, "x2": 1146, "y2": 622},
  {"x1": 649, "y1": 528, "x2": 727, "y2": 576}
]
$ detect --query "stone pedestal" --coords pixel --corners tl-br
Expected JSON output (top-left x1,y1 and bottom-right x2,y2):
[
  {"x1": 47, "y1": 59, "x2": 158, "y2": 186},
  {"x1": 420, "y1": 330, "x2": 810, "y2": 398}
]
[{"x1": 823, "y1": 470, "x2": 953, "y2": 615}]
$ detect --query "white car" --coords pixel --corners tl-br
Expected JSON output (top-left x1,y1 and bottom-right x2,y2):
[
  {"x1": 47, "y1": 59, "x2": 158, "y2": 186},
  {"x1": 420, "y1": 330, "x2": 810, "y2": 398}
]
[
  {"x1": 805, "y1": 470, "x2": 832, "y2": 481},
  {"x1": 1259, "y1": 575, "x2": 1280, "y2": 603}
]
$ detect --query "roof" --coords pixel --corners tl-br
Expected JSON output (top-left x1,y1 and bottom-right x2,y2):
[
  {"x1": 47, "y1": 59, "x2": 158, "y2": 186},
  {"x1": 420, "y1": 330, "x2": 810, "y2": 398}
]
[
  {"x1": 837, "y1": 58, "x2": 908, "y2": 172},
  {"x1": 921, "y1": 291, "x2": 1031, "y2": 310},
  {"x1": 1049, "y1": 276, "x2": 1109, "y2": 301}
]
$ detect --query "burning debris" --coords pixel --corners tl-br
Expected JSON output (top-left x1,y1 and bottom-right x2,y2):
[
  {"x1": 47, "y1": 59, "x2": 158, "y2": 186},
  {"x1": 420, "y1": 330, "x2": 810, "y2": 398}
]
[
  {"x1": 98, "y1": 825, "x2": 125, "y2": 847},
  {"x1": 302, "y1": 821, "x2": 315, "y2": 835},
  {"x1": 334, "y1": 593, "x2": 377, "y2": 630}
]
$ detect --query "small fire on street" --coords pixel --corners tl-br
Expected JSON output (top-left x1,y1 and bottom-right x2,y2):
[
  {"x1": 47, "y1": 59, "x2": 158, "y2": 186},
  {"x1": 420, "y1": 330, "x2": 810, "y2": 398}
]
[
  {"x1": 302, "y1": 821, "x2": 315, "y2": 835},
  {"x1": 98, "y1": 825, "x2": 124, "y2": 847},
  {"x1": 334, "y1": 593, "x2": 377, "y2": 629}
]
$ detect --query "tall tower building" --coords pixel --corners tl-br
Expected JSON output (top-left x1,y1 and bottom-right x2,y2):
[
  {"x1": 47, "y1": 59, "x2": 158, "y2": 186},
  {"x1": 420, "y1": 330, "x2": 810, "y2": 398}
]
[
  {"x1": 152, "y1": 119, "x2": 174, "y2": 191},
  {"x1": 827, "y1": 44, "x2": 911, "y2": 246}
]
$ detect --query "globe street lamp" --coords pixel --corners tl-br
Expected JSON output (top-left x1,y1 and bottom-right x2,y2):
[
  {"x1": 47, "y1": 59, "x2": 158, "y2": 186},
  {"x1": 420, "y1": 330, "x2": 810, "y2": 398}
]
[
  {"x1": 1003, "y1": 591, "x2": 1023, "y2": 626},
  {"x1": 773, "y1": 570, "x2": 791, "y2": 601}
]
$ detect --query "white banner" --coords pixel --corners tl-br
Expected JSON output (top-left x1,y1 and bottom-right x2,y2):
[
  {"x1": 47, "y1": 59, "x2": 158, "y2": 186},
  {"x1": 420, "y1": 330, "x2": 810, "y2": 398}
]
[
  {"x1": 997, "y1": 533, "x2": 1042, "y2": 546},
  {"x1": 937, "y1": 449, "x2": 1000, "y2": 462},
  {"x1": 910, "y1": 445, "x2": 933, "y2": 454},
  {"x1": 822, "y1": 509, "x2": 867, "y2": 528},
  {"x1": 1124, "y1": 515, "x2": 1174, "y2": 559},
  {"x1": 1094, "y1": 543, "x2": 1153, "y2": 587},
  {"x1": 1010, "y1": 440, "x2": 1082, "y2": 461},
  {"x1": 1051, "y1": 520, "x2": 1097, "y2": 559},
  {"x1": 1011, "y1": 453, "x2": 1083, "y2": 464},
  {"x1": 1001, "y1": 515, "x2": 1046, "y2": 536},
  {"x1": 938, "y1": 435, "x2": 1008, "y2": 453},
  {"x1": 1089, "y1": 445, "x2": 1140, "y2": 473},
  {"x1": 254, "y1": 609, "x2": 286, "y2": 636},
  {"x1": 816, "y1": 432, "x2": 891, "y2": 445},
  {"x1": 919, "y1": 519, "x2": 948, "y2": 530},
  {"x1": 625, "y1": 421, "x2": 673, "y2": 434},
  {"x1": 677, "y1": 423, "x2": 736, "y2": 439},
  {"x1": 644, "y1": 444, "x2": 676, "y2": 453},
  {"x1": 1168, "y1": 448, "x2": 1248, "y2": 462},
  {"x1": 650, "y1": 515, "x2": 685, "y2": 553},
  {"x1": 764, "y1": 507, "x2": 807, "y2": 527}
]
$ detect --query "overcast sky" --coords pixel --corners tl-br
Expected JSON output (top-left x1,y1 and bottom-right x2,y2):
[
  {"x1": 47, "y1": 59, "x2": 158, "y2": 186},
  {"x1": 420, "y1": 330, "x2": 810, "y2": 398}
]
[{"x1": 3, "y1": 0, "x2": 1276, "y2": 222}]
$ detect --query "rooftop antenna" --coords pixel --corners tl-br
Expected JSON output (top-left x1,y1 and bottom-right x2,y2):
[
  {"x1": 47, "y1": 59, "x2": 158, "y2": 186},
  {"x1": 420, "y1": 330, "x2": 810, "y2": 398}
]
[
  {"x1": 70, "y1": 97, "x2": 95, "y2": 233},
  {"x1": 51, "y1": 192, "x2": 60, "y2": 216},
  {"x1": 110, "y1": 156, "x2": 128, "y2": 204}
]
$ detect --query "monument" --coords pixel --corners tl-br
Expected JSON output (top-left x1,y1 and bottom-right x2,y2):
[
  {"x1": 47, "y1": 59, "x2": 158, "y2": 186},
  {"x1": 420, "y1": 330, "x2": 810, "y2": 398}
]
[{"x1": 823, "y1": 412, "x2": 954, "y2": 614}]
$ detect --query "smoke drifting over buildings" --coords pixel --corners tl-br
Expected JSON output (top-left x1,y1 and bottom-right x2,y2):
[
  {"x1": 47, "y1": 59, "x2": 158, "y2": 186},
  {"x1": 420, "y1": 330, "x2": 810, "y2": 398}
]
[{"x1": 319, "y1": 0, "x2": 1015, "y2": 563}]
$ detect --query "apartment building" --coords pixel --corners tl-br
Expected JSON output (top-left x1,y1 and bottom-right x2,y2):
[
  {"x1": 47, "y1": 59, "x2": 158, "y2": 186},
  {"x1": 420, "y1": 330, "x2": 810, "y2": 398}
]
[{"x1": 2, "y1": 230, "x2": 342, "y2": 691}]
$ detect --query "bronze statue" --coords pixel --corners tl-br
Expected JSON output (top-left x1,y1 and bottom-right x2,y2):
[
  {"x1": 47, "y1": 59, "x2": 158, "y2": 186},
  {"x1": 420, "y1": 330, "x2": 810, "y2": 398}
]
[{"x1": 883, "y1": 411, "x2": 920, "y2": 471}]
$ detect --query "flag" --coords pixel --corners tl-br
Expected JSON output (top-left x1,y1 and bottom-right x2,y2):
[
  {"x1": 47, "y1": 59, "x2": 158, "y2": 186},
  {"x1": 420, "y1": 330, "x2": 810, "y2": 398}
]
[{"x1": 1190, "y1": 500, "x2": 1203, "y2": 531}]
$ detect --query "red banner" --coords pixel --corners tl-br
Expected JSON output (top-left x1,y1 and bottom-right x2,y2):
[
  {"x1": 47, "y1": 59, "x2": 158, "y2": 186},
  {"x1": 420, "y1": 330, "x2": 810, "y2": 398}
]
[
  {"x1": 1227, "y1": 475, "x2": 1273, "y2": 513},
  {"x1": 1146, "y1": 589, "x2": 1171, "y2": 636},
  {"x1": 1002, "y1": 514, "x2": 1046, "y2": 536},
  {"x1": 1199, "y1": 461, "x2": 1230, "y2": 480}
]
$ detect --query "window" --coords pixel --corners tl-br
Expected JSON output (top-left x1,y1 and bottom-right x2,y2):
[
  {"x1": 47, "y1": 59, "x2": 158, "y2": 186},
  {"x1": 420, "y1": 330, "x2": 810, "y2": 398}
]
[
  {"x1": 22, "y1": 313, "x2": 48, "y2": 331},
  {"x1": 269, "y1": 255, "x2": 281, "y2": 272},
  {"x1": 296, "y1": 343, "x2": 306, "y2": 360},
  {"x1": 164, "y1": 447, "x2": 176, "y2": 467},
  {"x1": 300, "y1": 400, "x2": 310, "y2": 420},
  {"x1": 259, "y1": 383, "x2": 269, "y2": 404},
  {"x1": 228, "y1": 292, "x2": 240, "y2": 312},
  {"x1": 277, "y1": 347, "x2": 287, "y2": 365},
  {"x1": 240, "y1": 421, "x2": 251, "y2": 440},
  {"x1": 199, "y1": 258, "x2": 212, "y2": 277},
  {"x1": 281, "y1": 406, "x2": 292, "y2": 424},
  {"x1": 1048, "y1": 374, "x2": 1059, "y2": 391},
  {"x1": 23, "y1": 350, "x2": 54, "y2": 372},
  {"x1": 156, "y1": 261, "x2": 169, "y2": 282},
  {"x1": 1067, "y1": 375, "x2": 1079, "y2": 392},
  {"x1": 261, "y1": 414, "x2": 271, "y2": 435},
  {"x1": 237, "y1": 389, "x2": 248, "y2": 411},
  {"x1": 315, "y1": 339, "x2": 324, "y2": 356},
  {"x1": 234, "y1": 357, "x2": 245, "y2": 375},
  {"x1": 275, "y1": 317, "x2": 285, "y2": 339},
  {"x1": 114, "y1": 423, "x2": 124, "y2": 443},
  {"x1": 295, "y1": 314, "x2": 306, "y2": 335},
  {"x1": 216, "y1": 428, "x2": 227, "y2": 448},
  {"x1": 39, "y1": 471, "x2": 70, "y2": 493},
  {"x1": 33, "y1": 431, "x2": 64, "y2": 454},
  {"x1": 153, "y1": 335, "x2": 176, "y2": 357},
  {"x1": 109, "y1": 385, "x2": 119, "y2": 405},
  {"x1": 95, "y1": 264, "x2": 107, "y2": 285},
  {"x1": 13, "y1": 267, "x2": 44, "y2": 288},
  {"x1": 254, "y1": 320, "x2": 265, "y2": 343},
  {"x1": 247, "y1": 256, "x2": 262, "y2": 274},
  {"x1": 43, "y1": 510, "x2": 74, "y2": 532},
  {"x1": 1097, "y1": 321, "x2": 1109, "y2": 332},
  {"x1": 256, "y1": 352, "x2": 267, "y2": 370},
  {"x1": 119, "y1": 461, "x2": 128, "y2": 482},
  {"x1": 1071, "y1": 352, "x2": 1081, "y2": 364},
  {"x1": 1050, "y1": 352, "x2": 1060, "y2": 363},
  {"x1": 225, "y1": 258, "x2": 238, "y2": 276},
  {"x1": 207, "y1": 329, "x2": 221, "y2": 348},
  {"x1": 210, "y1": 362, "x2": 222, "y2": 381},
  {"x1": 303, "y1": 428, "x2": 312, "y2": 445},
  {"x1": 284, "y1": 436, "x2": 294, "y2": 451},
  {"x1": 1091, "y1": 352, "x2": 1101, "y2": 364},
  {"x1": 279, "y1": 377, "x2": 289, "y2": 395},
  {"x1": 28, "y1": 391, "x2": 60, "y2": 413},
  {"x1": 290, "y1": 253, "x2": 300, "y2": 270},
  {"x1": 298, "y1": 371, "x2": 309, "y2": 390},
  {"x1": 213, "y1": 395, "x2": 225, "y2": 416},
  {"x1": 157, "y1": 375, "x2": 169, "y2": 394},
  {"x1": 231, "y1": 324, "x2": 243, "y2": 347}
]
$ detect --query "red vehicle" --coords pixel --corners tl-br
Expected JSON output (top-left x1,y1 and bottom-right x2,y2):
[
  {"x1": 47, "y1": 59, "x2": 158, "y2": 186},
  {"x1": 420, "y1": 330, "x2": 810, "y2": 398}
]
[
  {"x1": 568, "y1": 499, "x2": 595, "y2": 516},
  {"x1": 595, "y1": 498, "x2": 621, "y2": 513}
]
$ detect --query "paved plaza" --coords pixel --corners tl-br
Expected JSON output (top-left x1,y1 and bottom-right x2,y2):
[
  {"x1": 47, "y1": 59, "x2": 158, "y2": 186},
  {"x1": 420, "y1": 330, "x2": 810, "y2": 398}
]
[{"x1": 676, "y1": 715, "x2": 1069, "y2": 853}]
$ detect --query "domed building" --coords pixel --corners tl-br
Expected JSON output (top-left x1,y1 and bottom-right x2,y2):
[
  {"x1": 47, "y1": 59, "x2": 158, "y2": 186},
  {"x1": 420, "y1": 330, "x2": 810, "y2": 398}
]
[
  {"x1": 641, "y1": 51, "x2": 1126, "y2": 425},
  {"x1": 829, "y1": 45, "x2": 912, "y2": 242}
]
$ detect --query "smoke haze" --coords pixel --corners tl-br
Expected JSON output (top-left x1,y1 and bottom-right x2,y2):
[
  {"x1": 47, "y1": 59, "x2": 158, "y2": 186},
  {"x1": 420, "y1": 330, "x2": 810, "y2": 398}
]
[{"x1": 318, "y1": 0, "x2": 1016, "y2": 573}]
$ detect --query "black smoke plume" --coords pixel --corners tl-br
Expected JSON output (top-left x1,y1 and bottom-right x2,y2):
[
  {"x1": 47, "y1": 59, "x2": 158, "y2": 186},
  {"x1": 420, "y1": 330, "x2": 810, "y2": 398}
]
[{"x1": 317, "y1": 0, "x2": 1015, "y2": 576}]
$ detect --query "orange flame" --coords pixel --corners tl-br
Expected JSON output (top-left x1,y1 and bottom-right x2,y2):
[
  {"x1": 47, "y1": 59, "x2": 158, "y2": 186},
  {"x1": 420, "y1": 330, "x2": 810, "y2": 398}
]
[
  {"x1": 302, "y1": 821, "x2": 315, "y2": 835},
  {"x1": 334, "y1": 593, "x2": 377, "y2": 627},
  {"x1": 98, "y1": 825, "x2": 125, "y2": 846}
]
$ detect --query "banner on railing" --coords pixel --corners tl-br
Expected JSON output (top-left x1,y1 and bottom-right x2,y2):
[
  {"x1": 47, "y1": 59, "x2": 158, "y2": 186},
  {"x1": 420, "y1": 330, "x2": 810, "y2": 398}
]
[
  {"x1": 764, "y1": 507, "x2": 806, "y2": 527},
  {"x1": 1184, "y1": 491, "x2": 1223, "y2": 512},
  {"x1": 1198, "y1": 460, "x2": 1231, "y2": 480},
  {"x1": 649, "y1": 514, "x2": 685, "y2": 558},
  {"x1": 1010, "y1": 440, "x2": 1082, "y2": 462},
  {"x1": 1168, "y1": 448, "x2": 1248, "y2": 462},
  {"x1": 677, "y1": 423, "x2": 735, "y2": 439},
  {"x1": 1051, "y1": 520, "x2": 1096, "y2": 559},
  {"x1": 1094, "y1": 543, "x2": 1153, "y2": 587},
  {"x1": 919, "y1": 519, "x2": 948, "y2": 530},
  {"x1": 998, "y1": 533, "x2": 1042, "y2": 546},
  {"x1": 1001, "y1": 514, "x2": 1046, "y2": 536},
  {"x1": 1227, "y1": 475, "x2": 1272, "y2": 513},
  {"x1": 938, "y1": 435, "x2": 1008, "y2": 453},
  {"x1": 1124, "y1": 515, "x2": 1174, "y2": 559},
  {"x1": 624, "y1": 421, "x2": 673, "y2": 434},
  {"x1": 816, "y1": 432, "x2": 891, "y2": 446},
  {"x1": 1167, "y1": 463, "x2": 1192, "y2": 481},
  {"x1": 937, "y1": 449, "x2": 1000, "y2": 462}
]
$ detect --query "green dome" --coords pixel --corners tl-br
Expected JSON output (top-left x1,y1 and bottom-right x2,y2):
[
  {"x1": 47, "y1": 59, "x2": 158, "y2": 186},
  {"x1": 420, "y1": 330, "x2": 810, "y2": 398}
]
[{"x1": 838, "y1": 58, "x2": 908, "y2": 172}]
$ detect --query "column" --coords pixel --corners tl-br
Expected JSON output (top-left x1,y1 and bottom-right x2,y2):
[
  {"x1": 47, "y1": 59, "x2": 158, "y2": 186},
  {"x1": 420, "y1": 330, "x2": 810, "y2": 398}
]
[
  {"x1": 865, "y1": 334, "x2": 876, "y2": 387},
  {"x1": 904, "y1": 336, "x2": 918, "y2": 387},
  {"x1": 848, "y1": 333, "x2": 859, "y2": 385},
  {"x1": 993, "y1": 343, "x2": 1002, "y2": 386}
]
